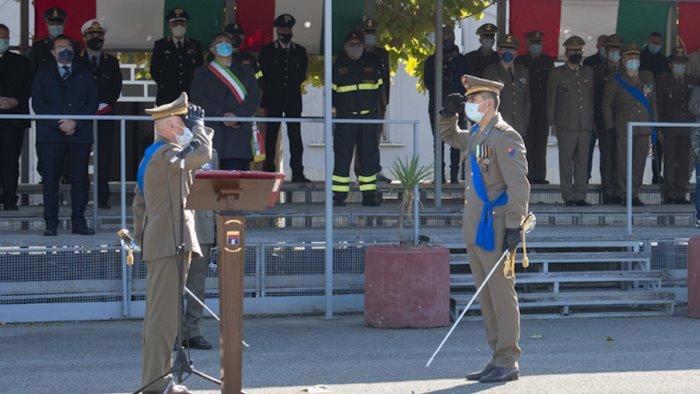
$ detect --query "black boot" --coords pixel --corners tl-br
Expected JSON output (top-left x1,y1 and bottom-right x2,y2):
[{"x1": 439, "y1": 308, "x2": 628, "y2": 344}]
[{"x1": 362, "y1": 191, "x2": 381, "y2": 207}]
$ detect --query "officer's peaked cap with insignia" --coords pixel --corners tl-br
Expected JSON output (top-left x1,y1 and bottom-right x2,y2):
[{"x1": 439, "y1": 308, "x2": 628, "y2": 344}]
[
  {"x1": 461, "y1": 74, "x2": 504, "y2": 97},
  {"x1": 476, "y1": 23, "x2": 498, "y2": 36},
  {"x1": 345, "y1": 30, "x2": 365, "y2": 44},
  {"x1": 524, "y1": 31, "x2": 544, "y2": 42},
  {"x1": 359, "y1": 18, "x2": 377, "y2": 32},
  {"x1": 498, "y1": 34, "x2": 519, "y2": 48},
  {"x1": 225, "y1": 23, "x2": 244, "y2": 36},
  {"x1": 669, "y1": 47, "x2": 689, "y2": 62},
  {"x1": 622, "y1": 42, "x2": 641, "y2": 56},
  {"x1": 274, "y1": 14, "x2": 296, "y2": 28},
  {"x1": 167, "y1": 7, "x2": 189, "y2": 23},
  {"x1": 563, "y1": 36, "x2": 585, "y2": 50},
  {"x1": 81, "y1": 19, "x2": 107, "y2": 35},
  {"x1": 44, "y1": 7, "x2": 67, "y2": 22},
  {"x1": 146, "y1": 92, "x2": 189, "y2": 120},
  {"x1": 603, "y1": 34, "x2": 623, "y2": 48}
]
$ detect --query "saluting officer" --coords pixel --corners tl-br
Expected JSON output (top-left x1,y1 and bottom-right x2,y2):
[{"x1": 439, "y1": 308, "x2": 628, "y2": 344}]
[
  {"x1": 150, "y1": 7, "x2": 203, "y2": 106},
  {"x1": 77, "y1": 19, "x2": 123, "y2": 209},
  {"x1": 259, "y1": 14, "x2": 310, "y2": 182},
  {"x1": 29, "y1": 7, "x2": 80, "y2": 71},
  {"x1": 331, "y1": 31, "x2": 384, "y2": 207},
  {"x1": 465, "y1": 23, "x2": 500, "y2": 78},
  {"x1": 440, "y1": 75, "x2": 530, "y2": 383},
  {"x1": 516, "y1": 31, "x2": 554, "y2": 184},
  {"x1": 655, "y1": 47, "x2": 697, "y2": 204},
  {"x1": 603, "y1": 42, "x2": 657, "y2": 207},
  {"x1": 484, "y1": 34, "x2": 530, "y2": 137},
  {"x1": 547, "y1": 36, "x2": 595, "y2": 207},
  {"x1": 593, "y1": 34, "x2": 624, "y2": 204}
]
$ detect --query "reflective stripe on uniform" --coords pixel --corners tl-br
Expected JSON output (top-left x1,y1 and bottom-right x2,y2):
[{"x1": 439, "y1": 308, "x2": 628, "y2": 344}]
[
  {"x1": 255, "y1": 70, "x2": 263, "y2": 79},
  {"x1": 359, "y1": 183, "x2": 377, "y2": 191},
  {"x1": 334, "y1": 79, "x2": 382, "y2": 94},
  {"x1": 358, "y1": 175, "x2": 377, "y2": 183},
  {"x1": 332, "y1": 175, "x2": 350, "y2": 183},
  {"x1": 357, "y1": 79, "x2": 382, "y2": 90},
  {"x1": 332, "y1": 185, "x2": 350, "y2": 192}
]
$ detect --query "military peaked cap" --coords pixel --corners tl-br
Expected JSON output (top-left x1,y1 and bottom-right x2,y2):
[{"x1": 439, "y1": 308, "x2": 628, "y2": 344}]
[
  {"x1": 44, "y1": 7, "x2": 67, "y2": 22},
  {"x1": 476, "y1": 23, "x2": 498, "y2": 36},
  {"x1": 81, "y1": 19, "x2": 107, "y2": 35},
  {"x1": 225, "y1": 23, "x2": 244, "y2": 36},
  {"x1": 274, "y1": 14, "x2": 296, "y2": 28},
  {"x1": 498, "y1": 34, "x2": 519, "y2": 48},
  {"x1": 461, "y1": 74, "x2": 504, "y2": 97},
  {"x1": 563, "y1": 36, "x2": 585, "y2": 50},
  {"x1": 622, "y1": 42, "x2": 641, "y2": 56},
  {"x1": 603, "y1": 34, "x2": 623, "y2": 48},
  {"x1": 146, "y1": 92, "x2": 189, "y2": 120},
  {"x1": 524, "y1": 31, "x2": 544, "y2": 42},
  {"x1": 167, "y1": 8, "x2": 189, "y2": 23},
  {"x1": 345, "y1": 30, "x2": 365, "y2": 44},
  {"x1": 359, "y1": 18, "x2": 377, "y2": 32},
  {"x1": 669, "y1": 47, "x2": 689, "y2": 62}
]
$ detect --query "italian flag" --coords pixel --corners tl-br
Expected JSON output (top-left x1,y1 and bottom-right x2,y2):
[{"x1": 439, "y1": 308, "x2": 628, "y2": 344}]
[
  {"x1": 509, "y1": 0, "x2": 700, "y2": 59},
  {"x1": 34, "y1": 0, "x2": 364, "y2": 54}
]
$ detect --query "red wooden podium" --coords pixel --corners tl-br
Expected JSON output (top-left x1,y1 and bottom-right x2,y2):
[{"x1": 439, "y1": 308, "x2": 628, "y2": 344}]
[{"x1": 186, "y1": 170, "x2": 285, "y2": 394}]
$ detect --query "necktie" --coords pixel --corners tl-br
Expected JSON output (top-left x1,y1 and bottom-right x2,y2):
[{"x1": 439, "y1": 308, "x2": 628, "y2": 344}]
[
  {"x1": 91, "y1": 56, "x2": 98, "y2": 66},
  {"x1": 61, "y1": 65, "x2": 70, "y2": 81},
  {"x1": 176, "y1": 40, "x2": 182, "y2": 50},
  {"x1": 508, "y1": 67, "x2": 514, "y2": 82}
]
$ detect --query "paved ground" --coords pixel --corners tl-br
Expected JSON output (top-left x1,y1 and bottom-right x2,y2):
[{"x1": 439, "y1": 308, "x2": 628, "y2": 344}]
[{"x1": 2, "y1": 309, "x2": 699, "y2": 394}]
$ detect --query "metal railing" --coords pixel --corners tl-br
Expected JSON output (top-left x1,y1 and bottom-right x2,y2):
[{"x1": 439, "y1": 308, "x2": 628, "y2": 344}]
[
  {"x1": 0, "y1": 113, "x2": 421, "y2": 318},
  {"x1": 626, "y1": 121, "x2": 699, "y2": 235}
]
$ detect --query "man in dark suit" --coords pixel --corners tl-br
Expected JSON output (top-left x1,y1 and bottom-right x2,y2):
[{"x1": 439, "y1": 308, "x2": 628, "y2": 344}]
[
  {"x1": 259, "y1": 14, "x2": 310, "y2": 182},
  {"x1": 0, "y1": 24, "x2": 33, "y2": 211},
  {"x1": 191, "y1": 33, "x2": 260, "y2": 170},
  {"x1": 28, "y1": 7, "x2": 80, "y2": 72},
  {"x1": 150, "y1": 7, "x2": 203, "y2": 106},
  {"x1": 77, "y1": 19, "x2": 123, "y2": 209},
  {"x1": 583, "y1": 35, "x2": 608, "y2": 68},
  {"x1": 32, "y1": 35, "x2": 98, "y2": 236}
]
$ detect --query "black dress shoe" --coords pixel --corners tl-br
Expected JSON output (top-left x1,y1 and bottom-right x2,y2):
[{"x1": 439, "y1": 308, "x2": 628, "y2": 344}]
[
  {"x1": 43, "y1": 228, "x2": 58, "y2": 236},
  {"x1": 565, "y1": 200, "x2": 576, "y2": 207},
  {"x1": 478, "y1": 366, "x2": 519, "y2": 383},
  {"x1": 183, "y1": 336, "x2": 212, "y2": 350},
  {"x1": 664, "y1": 199, "x2": 676, "y2": 204},
  {"x1": 631, "y1": 197, "x2": 645, "y2": 207},
  {"x1": 675, "y1": 198, "x2": 691, "y2": 204},
  {"x1": 333, "y1": 198, "x2": 346, "y2": 207},
  {"x1": 72, "y1": 227, "x2": 96, "y2": 235},
  {"x1": 291, "y1": 175, "x2": 311, "y2": 183},
  {"x1": 3, "y1": 204, "x2": 18, "y2": 211},
  {"x1": 575, "y1": 200, "x2": 591, "y2": 207},
  {"x1": 466, "y1": 363, "x2": 495, "y2": 381},
  {"x1": 98, "y1": 201, "x2": 111, "y2": 209},
  {"x1": 376, "y1": 172, "x2": 392, "y2": 183},
  {"x1": 531, "y1": 179, "x2": 549, "y2": 184},
  {"x1": 362, "y1": 198, "x2": 381, "y2": 207}
]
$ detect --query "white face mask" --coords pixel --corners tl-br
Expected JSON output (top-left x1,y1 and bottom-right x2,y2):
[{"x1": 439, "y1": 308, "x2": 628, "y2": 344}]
[
  {"x1": 607, "y1": 50, "x2": 621, "y2": 63},
  {"x1": 465, "y1": 102, "x2": 485, "y2": 123},
  {"x1": 175, "y1": 125, "x2": 194, "y2": 146},
  {"x1": 171, "y1": 25, "x2": 186, "y2": 38}
]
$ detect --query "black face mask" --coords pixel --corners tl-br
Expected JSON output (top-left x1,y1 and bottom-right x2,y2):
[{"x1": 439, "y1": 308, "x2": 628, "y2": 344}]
[
  {"x1": 279, "y1": 33, "x2": 293, "y2": 44},
  {"x1": 568, "y1": 53, "x2": 582, "y2": 64},
  {"x1": 231, "y1": 35, "x2": 242, "y2": 49},
  {"x1": 443, "y1": 40, "x2": 455, "y2": 52},
  {"x1": 86, "y1": 37, "x2": 104, "y2": 51}
]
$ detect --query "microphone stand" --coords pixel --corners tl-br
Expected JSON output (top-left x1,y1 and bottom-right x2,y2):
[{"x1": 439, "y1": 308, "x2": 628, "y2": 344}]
[{"x1": 134, "y1": 153, "x2": 220, "y2": 394}]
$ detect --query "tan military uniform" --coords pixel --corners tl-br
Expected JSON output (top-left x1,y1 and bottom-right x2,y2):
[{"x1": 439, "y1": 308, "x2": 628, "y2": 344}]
[
  {"x1": 603, "y1": 69, "x2": 657, "y2": 199},
  {"x1": 594, "y1": 61, "x2": 622, "y2": 200},
  {"x1": 547, "y1": 64, "x2": 595, "y2": 202},
  {"x1": 656, "y1": 72, "x2": 698, "y2": 201},
  {"x1": 483, "y1": 63, "x2": 531, "y2": 136},
  {"x1": 440, "y1": 111, "x2": 530, "y2": 369},
  {"x1": 133, "y1": 105, "x2": 214, "y2": 391}
]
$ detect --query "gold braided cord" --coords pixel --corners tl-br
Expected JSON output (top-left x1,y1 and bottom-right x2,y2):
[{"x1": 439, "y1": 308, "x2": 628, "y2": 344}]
[{"x1": 503, "y1": 214, "x2": 534, "y2": 280}]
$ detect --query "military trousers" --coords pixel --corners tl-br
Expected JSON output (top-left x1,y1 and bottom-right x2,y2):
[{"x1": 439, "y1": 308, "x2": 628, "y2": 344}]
[
  {"x1": 263, "y1": 108, "x2": 304, "y2": 177},
  {"x1": 429, "y1": 112, "x2": 462, "y2": 181},
  {"x1": 596, "y1": 127, "x2": 618, "y2": 198},
  {"x1": 142, "y1": 253, "x2": 191, "y2": 392},
  {"x1": 525, "y1": 109, "x2": 549, "y2": 182},
  {"x1": 0, "y1": 127, "x2": 25, "y2": 208},
  {"x1": 96, "y1": 117, "x2": 116, "y2": 206},
  {"x1": 466, "y1": 243, "x2": 521, "y2": 369},
  {"x1": 615, "y1": 132, "x2": 649, "y2": 199},
  {"x1": 184, "y1": 245, "x2": 211, "y2": 339},
  {"x1": 557, "y1": 130, "x2": 591, "y2": 202},
  {"x1": 663, "y1": 132, "x2": 691, "y2": 201}
]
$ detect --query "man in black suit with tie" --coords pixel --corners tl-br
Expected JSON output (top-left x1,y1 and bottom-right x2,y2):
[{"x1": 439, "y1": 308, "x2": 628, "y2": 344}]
[{"x1": 259, "y1": 14, "x2": 310, "y2": 182}]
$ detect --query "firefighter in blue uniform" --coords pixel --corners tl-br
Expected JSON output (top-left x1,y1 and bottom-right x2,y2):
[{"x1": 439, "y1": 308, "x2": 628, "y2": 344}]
[
  {"x1": 331, "y1": 30, "x2": 384, "y2": 207},
  {"x1": 150, "y1": 7, "x2": 203, "y2": 106}
]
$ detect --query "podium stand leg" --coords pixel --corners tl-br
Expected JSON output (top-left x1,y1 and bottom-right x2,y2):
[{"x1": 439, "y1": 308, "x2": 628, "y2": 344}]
[{"x1": 217, "y1": 214, "x2": 245, "y2": 394}]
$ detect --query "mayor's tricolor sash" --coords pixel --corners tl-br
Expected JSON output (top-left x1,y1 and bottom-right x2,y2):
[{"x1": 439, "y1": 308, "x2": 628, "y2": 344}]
[{"x1": 207, "y1": 60, "x2": 247, "y2": 104}]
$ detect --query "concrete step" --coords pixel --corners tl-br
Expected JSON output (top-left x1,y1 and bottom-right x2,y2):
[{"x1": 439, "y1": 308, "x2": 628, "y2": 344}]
[{"x1": 450, "y1": 270, "x2": 664, "y2": 288}]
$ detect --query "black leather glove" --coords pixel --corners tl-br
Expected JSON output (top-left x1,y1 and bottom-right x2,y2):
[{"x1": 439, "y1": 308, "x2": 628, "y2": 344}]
[
  {"x1": 607, "y1": 127, "x2": 618, "y2": 140},
  {"x1": 183, "y1": 104, "x2": 205, "y2": 129},
  {"x1": 441, "y1": 93, "x2": 465, "y2": 117},
  {"x1": 504, "y1": 229, "x2": 521, "y2": 253}
]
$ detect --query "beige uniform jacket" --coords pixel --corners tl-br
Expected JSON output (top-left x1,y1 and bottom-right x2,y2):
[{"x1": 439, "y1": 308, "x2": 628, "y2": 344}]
[
  {"x1": 655, "y1": 73, "x2": 698, "y2": 135},
  {"x1": 133, "y1": 124, "x2": 214, "y2": 261},
  {"x1": 602, "y1": 70, "x2": 657, "y2": 135},
  {"x1": 440, "y1": 113, "x2": 530, "y2": 245},
  {"x1": 547, "y1": 64, "x2": 595, "y2": 132},
  {"x1": 484, "y1": 63, "x2": 531, "y2": 136}
]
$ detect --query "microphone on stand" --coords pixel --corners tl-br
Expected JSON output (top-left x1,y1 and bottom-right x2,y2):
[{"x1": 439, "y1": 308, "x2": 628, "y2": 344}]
[{"x1": 169, "y1": 139, "x2": 202, "y2": 164}]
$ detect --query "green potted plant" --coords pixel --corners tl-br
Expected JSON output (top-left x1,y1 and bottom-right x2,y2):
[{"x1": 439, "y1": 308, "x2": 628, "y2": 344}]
[{"x1": 364, "y1": 155, "x2": 450, "y2": 328}]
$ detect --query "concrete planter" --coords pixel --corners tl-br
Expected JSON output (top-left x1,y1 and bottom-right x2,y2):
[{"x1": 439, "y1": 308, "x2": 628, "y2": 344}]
[{"x1": 364, "y1": 245, "x2": 450, "y2": 328}]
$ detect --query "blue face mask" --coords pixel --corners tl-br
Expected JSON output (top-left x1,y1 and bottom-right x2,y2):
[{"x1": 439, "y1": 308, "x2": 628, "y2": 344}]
[
  {"x1": 529, "y1": 44, "x2": 542, "y2": 56},
  {"x1": 648, "y1": 43, "x2": 662, "y2": 54},
  {"x1": 0, "y1": 38, "x2": 9, "y2": 54},
  {"x1": 673, "y1": 63, "x2": 687, "y2": 76},
  {"x1": 48, "y1": 25, "x2": 63, "y2": 37},
  {"x1": 215, "y1": 42, "x2": 233, "y2": 57},
  {"x1": 57, "y1": 48, "x2": 74, "y2": 63},
  {"x1": 625, "y1": 59, "x2": 640, "y2": 72},
  {"x1": 501, "y1": 51, "x2": 514, "y2": 63}
]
